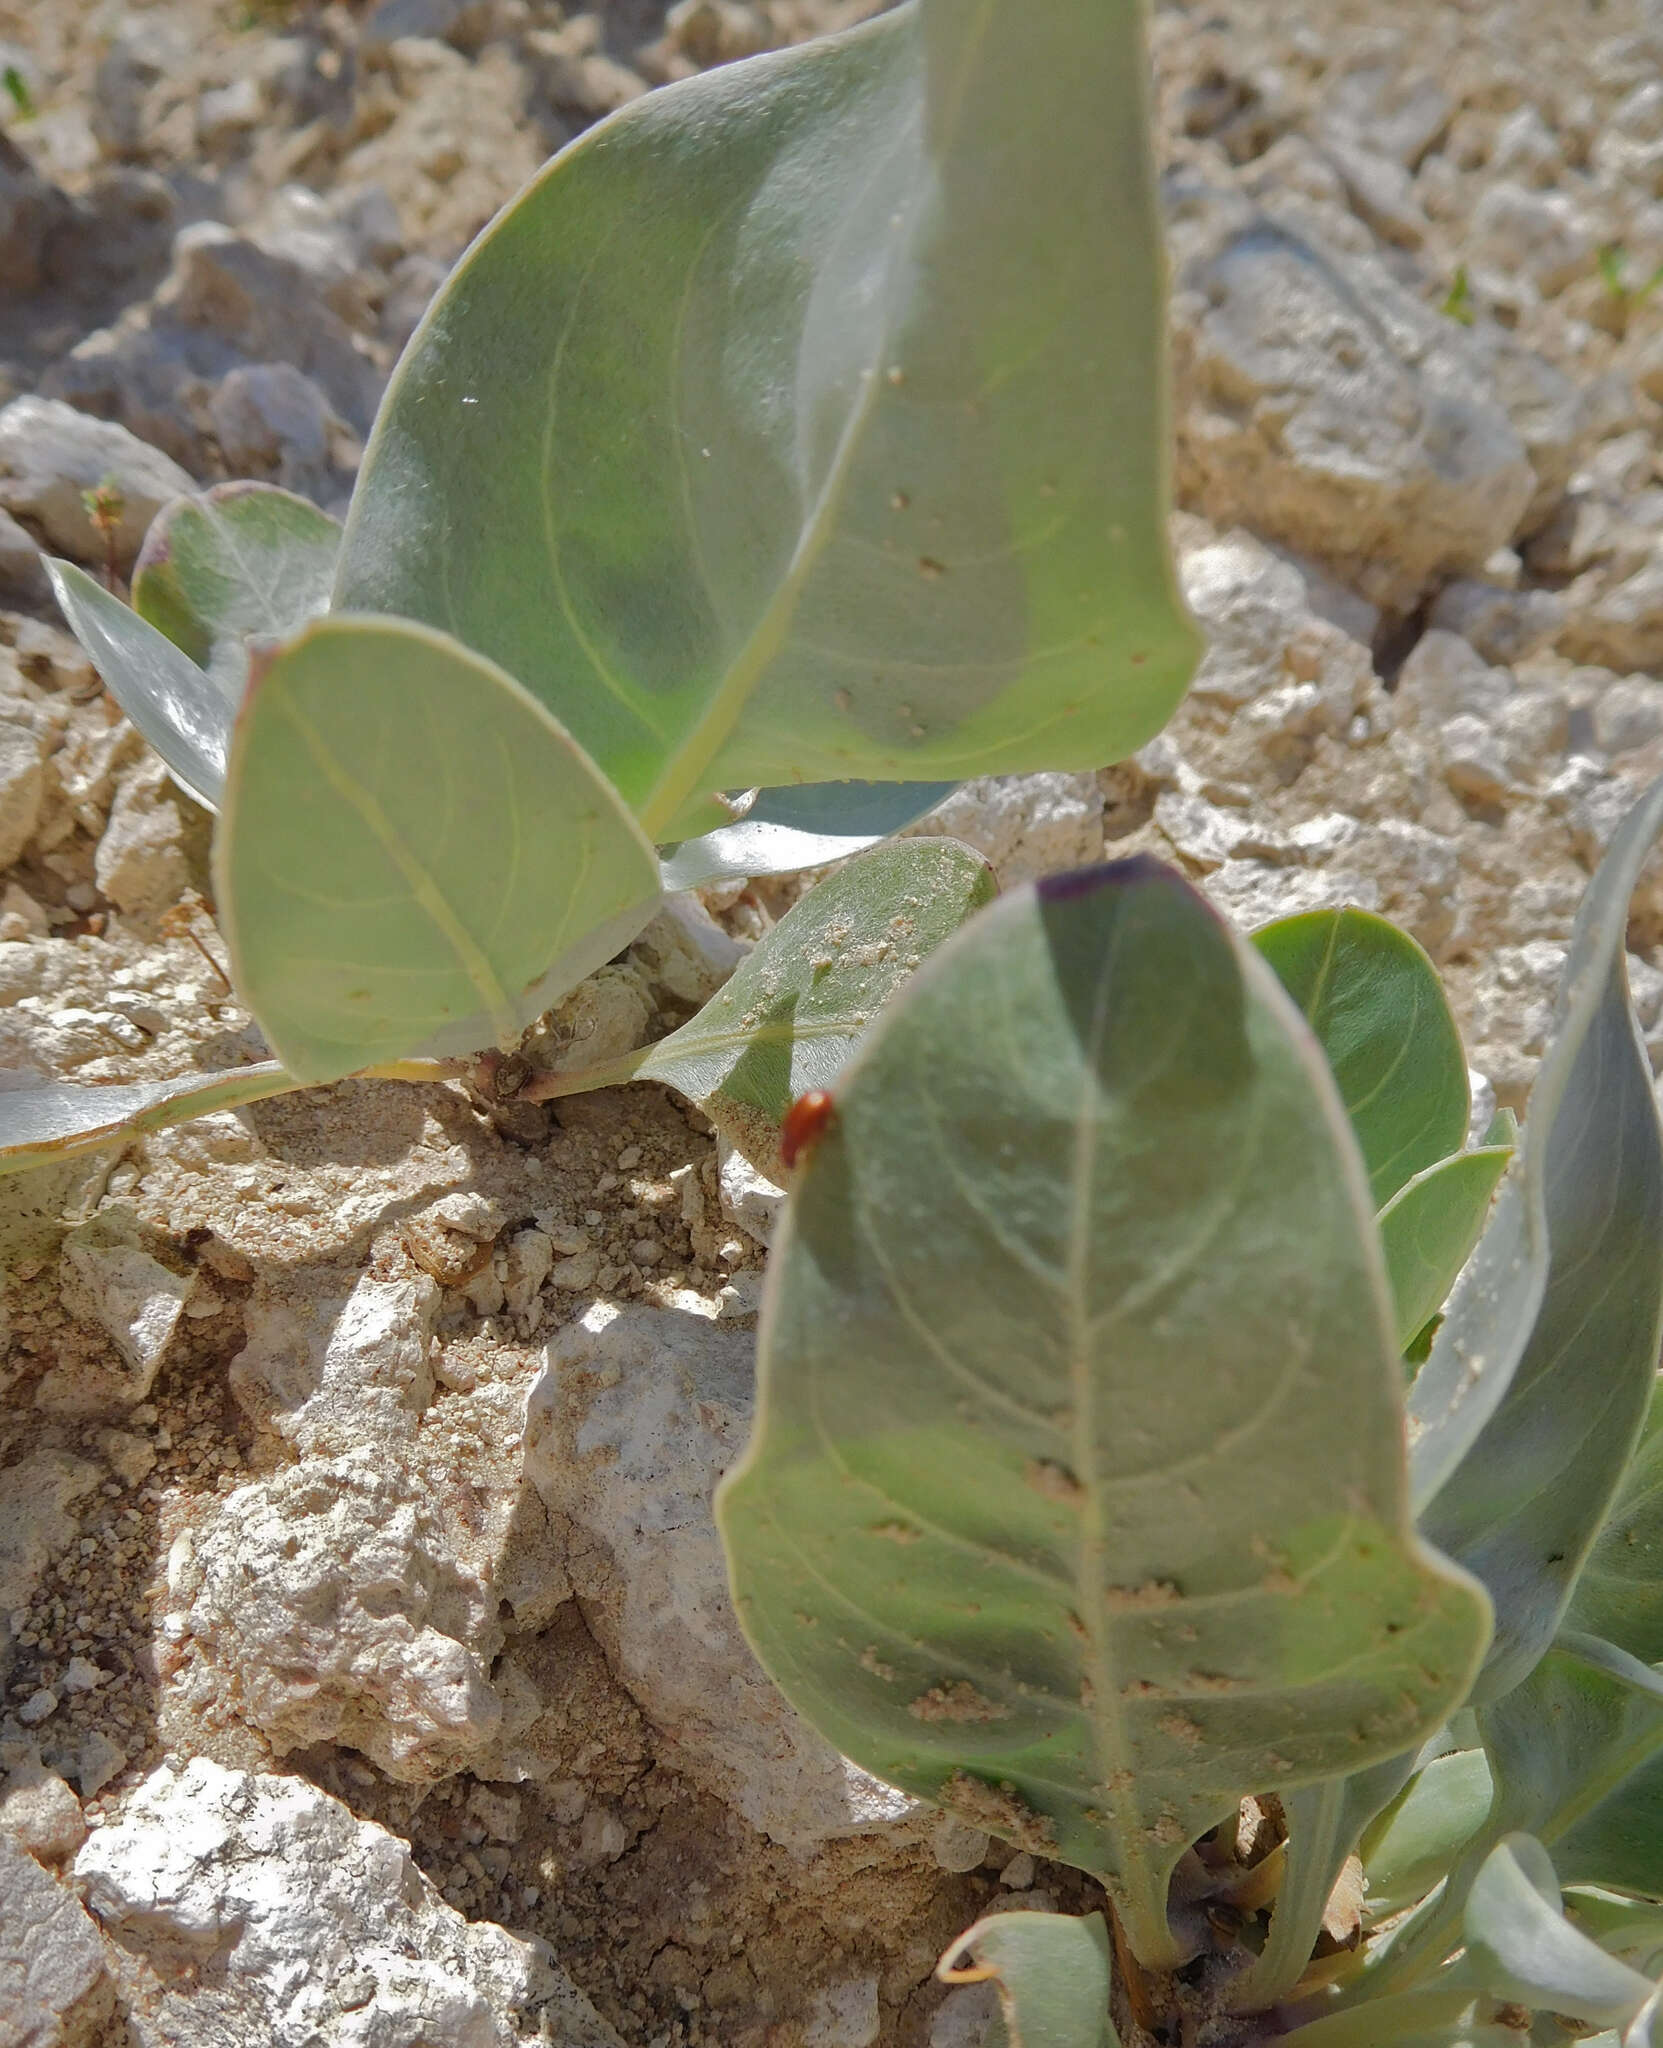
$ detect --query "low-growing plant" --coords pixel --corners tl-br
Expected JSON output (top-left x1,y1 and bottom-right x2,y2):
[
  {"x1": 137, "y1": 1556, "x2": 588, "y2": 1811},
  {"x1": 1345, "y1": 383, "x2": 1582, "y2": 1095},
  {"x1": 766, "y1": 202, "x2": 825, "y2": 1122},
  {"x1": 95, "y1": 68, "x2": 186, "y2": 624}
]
[
  {"x1": 1594, "y1": 243, "x2": 1663, "y2": 337},
  {"x1": 716, "y1": 773, "x2": 1663, "y2": 2045},
  {"x1": 4, "y1": 0, "x2": 1200, "y2": 1183}
]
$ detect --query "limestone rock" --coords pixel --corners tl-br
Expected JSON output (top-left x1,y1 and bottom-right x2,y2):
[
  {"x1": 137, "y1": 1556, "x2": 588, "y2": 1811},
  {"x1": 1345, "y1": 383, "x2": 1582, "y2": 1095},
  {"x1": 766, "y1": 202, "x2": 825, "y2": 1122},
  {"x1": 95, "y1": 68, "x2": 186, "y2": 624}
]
[
  {"x1": 228, "y1": 1270, "x2": 438, "y2": 1452},
  {"x1": 75, "y1": 1757, "x2": 621, "y2": 2047},
  {"x1": 0, "y1": 1759, "x2": 87, "y2": 1865},
  {"x1": 1169, "y1": 185, "x2": 1539, "y2": 609},
  {"x1": 94, "y1": 756, "x2": 194, "y2": 918},
  {"x1": 0, "y1": 1832, "x2": 112, "y2": 2048},
  {"x1": 913, "y1": 773, "x2": 1103, "y2": 885},
  {"x1": 182, "y1": 1446, "x2": 502, "y2": 1781},
  {"x1": 0, "y1": 716, "x2": 45, "y2": 871},
  {"x1": 0, "y1": 396, "x2": 194, "y2": 572},
  {"x1": 58, "y1": 1205, "x2": 194, "y2": 1400},
  {"x1": 526, "y1": 1301, "x2": 925, "y2": 1846}
]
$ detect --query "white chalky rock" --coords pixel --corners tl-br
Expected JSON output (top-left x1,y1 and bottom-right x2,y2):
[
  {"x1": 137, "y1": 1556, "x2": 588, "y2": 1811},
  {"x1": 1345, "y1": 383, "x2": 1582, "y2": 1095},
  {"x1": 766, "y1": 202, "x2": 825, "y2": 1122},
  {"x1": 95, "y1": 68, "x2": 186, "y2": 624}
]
[
  {"x1": 0, "y1": 716, "x2": 45, "y2": 869},
  {"x1": 717, "y1": 1135, "x2": 786, "y2": 1247},
  {"x1": 183, "y1": 1447, "x2": 502, "y2": 1781},
  {"x1": 1427, "y1": 578, "x2": 1566, "y2": 666},
  {"x1": 912, "y1": 773, "x2": 1103, "y2": 885},
  {"x1": 1178, "y1": 530, "x2": 1373, "y2": 726},
  {"x1": 1168, "y1": 186, "x2": 1539, "y2": 610},
  {"x1": 57, "y1": 1207, "x2": 193, "y2": 1398},
  {"x1": 228, "y1": 1271, "x2": 437, "y2": 1451},
  {"x1": 0, "y1": 1831, "x2": 113, "y2": 2048},
  {"x1": 0, "y1": 396, "x2": 195, "y2": 573},
  {"x1": 1468, "y1": 181, "x2": 1597, "y2": 297},
  {"x1": 526, "y1": 1302, "x2": 925, "y2": 1846},
  {"x1": 74, "y1": 1757, "x2": 623, "y2": 2048}
]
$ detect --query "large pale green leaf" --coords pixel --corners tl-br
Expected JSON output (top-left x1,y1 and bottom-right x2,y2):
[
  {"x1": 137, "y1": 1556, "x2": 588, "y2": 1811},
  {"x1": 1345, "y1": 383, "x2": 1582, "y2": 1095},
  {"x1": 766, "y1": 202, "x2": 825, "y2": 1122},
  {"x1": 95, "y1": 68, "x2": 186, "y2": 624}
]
[
  {"x1": 717, "y1": 857, "x2": 1490, "y2": 1971},
  {"x1": 1412, "y1": 775, "x2": 1663, "y2": 1699},
  {"x1": 1378, "y1": 1145, "x2": 1512, "y2": 1356},
  {"x1": 1252, "y1": 909, "x2": 1468, "y2": 1208},
  {"x1": 47, "y1": 559, "x2": 232, "y2": 809},
  {"x1": 1359, "y1": 1748, "x2": 1494, "y2": 1918},
  {"x1": 937, "y1": 1912, "x2": 1118, "y2": 2048},
  {"x1": 632, "y1": 837, "x2": 994, "y2": 1168},
  {"x1": 133, "y1": 483, "x2": 340, "y2": 698},
  {"x1": 1565, "y1": 1891, "x2": 1663, "y2": 1978},
  {"x1": 1570, "y1": 1382, "x2": 1663, "y2": 1664},
  {"x1": 0, "y1": 1063, "x2": 303, "y2": 1178},
  {"x1": 215, "y1": 615, "x2": 663, "y2": 1081},
  {"x1": 1463, "y1": 1835, "x2": 1654, "y2": 2027},
  {"x1": 659, "y1": 779, "x2": 958, "y2": 889},
  {"x1": 334, "y1": 0, "x2": 1198, "y2": 843}
]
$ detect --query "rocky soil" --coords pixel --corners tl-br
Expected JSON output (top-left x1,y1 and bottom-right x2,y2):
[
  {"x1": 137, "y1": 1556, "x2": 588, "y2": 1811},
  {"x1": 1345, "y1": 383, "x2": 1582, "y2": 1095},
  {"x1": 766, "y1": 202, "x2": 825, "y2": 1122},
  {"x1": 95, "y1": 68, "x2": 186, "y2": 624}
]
[{"x1": 4, "y1": 0, "x2": 1663, "y2": 2042}]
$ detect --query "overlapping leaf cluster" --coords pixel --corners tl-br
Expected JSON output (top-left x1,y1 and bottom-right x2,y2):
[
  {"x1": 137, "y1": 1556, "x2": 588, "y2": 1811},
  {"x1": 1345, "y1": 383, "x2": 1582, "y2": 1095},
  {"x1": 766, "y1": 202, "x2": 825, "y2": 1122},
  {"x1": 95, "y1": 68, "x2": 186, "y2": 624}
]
[
  {"x1": 719, "y1": 777, "x2": 1663, "y2": 2044},
  {"x1": 6, "y1": 0, "x2": 1196, "y2": 1178}
]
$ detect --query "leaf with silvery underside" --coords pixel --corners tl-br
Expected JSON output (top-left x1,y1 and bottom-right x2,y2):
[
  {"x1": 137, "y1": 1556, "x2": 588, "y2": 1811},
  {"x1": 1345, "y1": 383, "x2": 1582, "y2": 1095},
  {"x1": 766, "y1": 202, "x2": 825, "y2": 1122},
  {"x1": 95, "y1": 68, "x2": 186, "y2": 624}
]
[
  {"x1": 1359, "y1": 1636, "x2": 1663, "y2": 2001},
  {"x1": 47, "y1": 560, "x2": 232, "y2": 810},
  {"x1": 1378, "y1": 1143, "x2": 1512, "y2": 1356},
  {"x1": 132, "y1": 483, "x2": 340, "y2": 700},
  {"x1": 716, "y1": 858, "x2": 1490, "y2": 1972},
  {"x1": 1569, "y1": 1382, "x2": 1663, "y2": 1666},
  {"x1": 936, "y1": 1910, "x2": 1118, "y2": 2048},
  {"x1": 0, "y1": 1063, "x2": 305, "y2": 1180},
  {"x1": 1252, "y1": 909, "x2": 1469, "y2": 1209},
  {"x1": 334, "y1": 0, "x2": 1197, "y2": 845},
  {"x1": 215, "y1": 614, "x2": 663, "y2": 1083},
  {"x1": 1564, "y1": 1892, "x2": 1663, "y2": 1979},
  {"x1": 1359, "y1": 1747, "x2": 1494, "y2": 1918},
  {"x1": 624, "y1": 837, "x2": 994, "y2": 1171},
  {"x1": 1463, "y1": 1835, "x2": 1656, "y2": 2028},
  {"x1": 658, "y1": 778, "x2": 958, "y2": 889},
  {"x1": 1411, "y1": 773, "x2": 1663, "y2": 1701}
]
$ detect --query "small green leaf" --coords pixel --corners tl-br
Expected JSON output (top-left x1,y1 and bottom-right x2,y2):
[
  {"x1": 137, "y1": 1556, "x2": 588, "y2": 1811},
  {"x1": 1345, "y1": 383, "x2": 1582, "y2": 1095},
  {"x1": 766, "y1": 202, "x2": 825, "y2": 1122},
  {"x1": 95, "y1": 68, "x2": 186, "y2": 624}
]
[
  {"x1": 717, "y1": 858, "x2": 1490, "y2": 1971},
  {"x1": 1412, "y1": 774, "x2": 1663, "y2": 1698},
  {"x1": 937, "y1": 1911, "x2": 1118, "y2": 2048},
  {"x1": 658, "y1": 780, "x2": 957, "y2": 889},
  {"x1": 635, "y1": 838, "x2": 994, "y2": 1169},
  {"x1": 1569, "y1": 1382, "x2": 1663, "y2": 1664},
  {"x1": 1565, "y1": 1891, "x2": 1663, "y2": 1978},
  {"x1": 1377, "y1": 1145, "x2": 1512, "y2": 1355},
  {"x1": 1252, "y1": 908, "x2": 1468, "y2": 1208},
  {"x1": 133, "y1": 483, "x2": 340, "y2": 695},
  {"x1": 47, "y1": 559, "x2": 234, "y2": 809},
  {"x1": 215, "y1": 615, "x2": 663, "y2": 1082},
  {"x1": 1359, "y1": 1748, "x2": 1494, "y2": 1918},
  {"x1": 1464, "y1": 1835, "x2": 1655, "y2": 2027},
  {"x1": 0, "y1": 1062, "x2": 303, "y2": 1179},
  {"x1": 336, "y1": 0, "x2": 1198, "y2": 841}
]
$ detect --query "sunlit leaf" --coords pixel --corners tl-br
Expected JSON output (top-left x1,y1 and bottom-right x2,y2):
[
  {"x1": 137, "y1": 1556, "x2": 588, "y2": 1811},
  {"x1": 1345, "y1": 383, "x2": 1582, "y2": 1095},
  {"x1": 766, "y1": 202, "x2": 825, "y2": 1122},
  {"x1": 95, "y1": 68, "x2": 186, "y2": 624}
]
[
  {"x1": 1463, "y1": 1835, "x2": 1654, "y2": 2027},
  {"x1": 0, "y1": 1063, "x2": 302, "y2": 1179},
  {"x1": 335, "y1": 0, "x2": 1198, "y2": 842},
  {"x1": 1411, "y1": 773, "x2": 1663, "y2": 1699},
  {"x1": 1378, "y1": 1145, "x2": 1512, "y2": 1356},
  {"x1": 1359, "y1": 1748, "x2": 1494, "y2": 1918},
  {"x1": 1252, "y1": 908, "x2": 1468, "y2": 1208},
  {"x1": 1570, "y1": 1382, "x2": 1663, "y2": 1665},
  {"x1": 215, "y1": 615, "x2": 663, "y2": 1081},
  {"x1": 718, "y1": 858, "x2": 1490, "y2": 1971}
]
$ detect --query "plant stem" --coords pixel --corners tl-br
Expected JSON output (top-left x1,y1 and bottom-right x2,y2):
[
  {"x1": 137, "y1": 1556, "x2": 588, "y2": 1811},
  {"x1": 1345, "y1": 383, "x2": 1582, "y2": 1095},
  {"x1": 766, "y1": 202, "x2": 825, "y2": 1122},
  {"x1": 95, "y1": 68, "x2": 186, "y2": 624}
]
[{"x1": 518, "y1": 1047, "x2": 654, "y2": 1101}]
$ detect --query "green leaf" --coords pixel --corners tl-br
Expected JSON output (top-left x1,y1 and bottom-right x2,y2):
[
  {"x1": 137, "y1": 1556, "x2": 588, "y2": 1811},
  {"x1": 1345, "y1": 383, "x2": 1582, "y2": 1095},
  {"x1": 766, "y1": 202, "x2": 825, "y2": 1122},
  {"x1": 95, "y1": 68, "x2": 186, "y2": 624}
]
[
  {"x1": 937, "y1": 1911, "x2": 1118, "y2": 2048},
  {"x1": 1569, "y1": 1383, "x2": 1663, "y2": 1664},
  {"x1": 1251, "y1": 909, "x2": 1469, "y2": 1208},
  {"x1": 334, "y1": 0, "x2": 1198, "y2": 842},
  {"x1": 1378, "y1": 1144, "x2": 1512, "y2": 1355},
  {"x1": 1565, "y1": 1891, "x2": 1663, "y2": 1978},
  {"x1": 1463, "y1": 1835, "x2": 1654, "y2": 2026},
  {"x1": 1359, "y1": 1748, "x2": 1494, "y2": 1918},
  {"x1": 1412, "y1": 774, "x2": 1663, "y2": 1699},
  {"x1": 215, "y1": 615, "x2": 663, "y2": 1082},
  {"x1": 47, "y1": 559, "x2": 234, "y2": 809},
  {"x1": 133, "y1": 483, "x2": 340, "y2": 696},
  {"x1": 633, "y1": 837, "x2": 994, "y2": 1169},
  {"x1": 716, "y1": 857, "x2": 1490, "y2": 1971},
  {"x1": 659, "y1": 779, "x2": 957, "y2": 889},
  {"x1": 0, "y1": 1063, "x2": 304, "y2": 1179}
]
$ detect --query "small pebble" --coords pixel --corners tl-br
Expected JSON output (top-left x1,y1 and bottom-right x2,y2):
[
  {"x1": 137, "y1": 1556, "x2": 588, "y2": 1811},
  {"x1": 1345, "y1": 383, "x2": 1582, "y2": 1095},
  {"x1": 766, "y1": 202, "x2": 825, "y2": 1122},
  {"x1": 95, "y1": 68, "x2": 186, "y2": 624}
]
[{"x1": 17, "y1": 1687, "x2": 58, "y2": 1726}]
